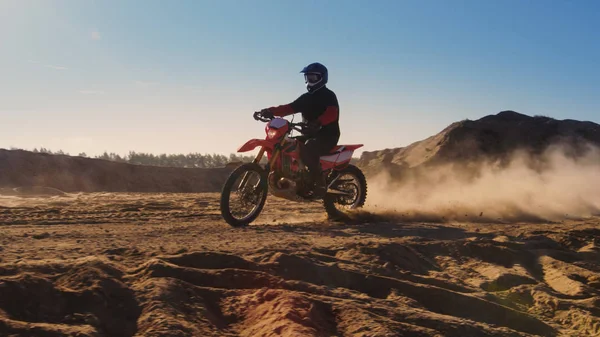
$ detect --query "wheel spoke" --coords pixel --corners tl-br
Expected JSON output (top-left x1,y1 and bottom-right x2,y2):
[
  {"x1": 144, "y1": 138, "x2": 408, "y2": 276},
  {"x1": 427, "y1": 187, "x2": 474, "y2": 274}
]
[
  {"x1": 220, "y1": 163, "x2": 268, "y2": 227},
  {"x1": 333, "y1": 173, "x2": 361, "y2": 209},
  {"x1": 324, "y1": 165, "x2": 367, "y2": 220},
  {"x1": 230, "y1": 170, "x2": 264, "y2": 219}
]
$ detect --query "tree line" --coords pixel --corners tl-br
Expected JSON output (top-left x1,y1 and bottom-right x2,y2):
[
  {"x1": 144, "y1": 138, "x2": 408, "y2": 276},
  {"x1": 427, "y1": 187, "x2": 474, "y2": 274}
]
[
  {"x1": 23, "y1": 147, "x2": 260, "y2": 168},
  {"x1": 9, "y1": 147, "x2": 358, "y2": 168}
]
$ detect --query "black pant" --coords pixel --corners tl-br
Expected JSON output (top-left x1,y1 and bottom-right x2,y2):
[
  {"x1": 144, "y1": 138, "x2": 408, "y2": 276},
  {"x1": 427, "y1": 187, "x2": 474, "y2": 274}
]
[{"x1": 297, "y1": 132, "x2": 339, "y2": 185}]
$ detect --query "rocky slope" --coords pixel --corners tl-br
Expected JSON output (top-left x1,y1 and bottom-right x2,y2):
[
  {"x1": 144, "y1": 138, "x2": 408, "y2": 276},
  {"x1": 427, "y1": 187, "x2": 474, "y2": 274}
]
[{"x1": 358, "y1": 111, "x2": 600, "y2": 177}]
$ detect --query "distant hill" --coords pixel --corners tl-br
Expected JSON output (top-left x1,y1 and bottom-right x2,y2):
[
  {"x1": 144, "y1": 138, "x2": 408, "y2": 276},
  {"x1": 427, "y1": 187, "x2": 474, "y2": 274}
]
[
  {"x1": 358, "y1": 111, "x2": 600, "y2": 176},
  {"x1": 0, "y1": 149, "x2": 232, "y2": 193},
  {"x1": 4, "y1": 111, "x2": 600, "y2": 193}
]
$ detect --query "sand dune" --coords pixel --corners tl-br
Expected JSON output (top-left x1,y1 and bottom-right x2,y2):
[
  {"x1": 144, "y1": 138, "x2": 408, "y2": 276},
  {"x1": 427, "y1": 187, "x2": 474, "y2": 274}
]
[{"x1": 0, "y1": 193, "x2": 598, "y2": 336}]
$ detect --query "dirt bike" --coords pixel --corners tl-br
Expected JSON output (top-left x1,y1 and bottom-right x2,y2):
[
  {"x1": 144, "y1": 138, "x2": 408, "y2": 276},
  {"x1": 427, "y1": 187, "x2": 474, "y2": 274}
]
[{"x1": 219, "y1": 112, "x2": 367, "y2": 227}]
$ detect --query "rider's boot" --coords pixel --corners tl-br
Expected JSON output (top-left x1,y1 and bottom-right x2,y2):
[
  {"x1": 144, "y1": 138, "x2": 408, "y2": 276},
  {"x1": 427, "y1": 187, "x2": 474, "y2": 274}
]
[{"x1": 308, "y1": 170, "x2": 327, "y2": 198}]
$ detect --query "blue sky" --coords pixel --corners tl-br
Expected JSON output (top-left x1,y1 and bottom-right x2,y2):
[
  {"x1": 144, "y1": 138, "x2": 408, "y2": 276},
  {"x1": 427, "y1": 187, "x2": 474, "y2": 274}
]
[{"x1": 1, "y1": 0, "x2": 599, "y2": 156}]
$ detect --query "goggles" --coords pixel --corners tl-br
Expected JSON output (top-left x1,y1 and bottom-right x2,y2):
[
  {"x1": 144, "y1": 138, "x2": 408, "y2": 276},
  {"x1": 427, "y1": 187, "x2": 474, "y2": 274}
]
[{"x1": 304, "y1": 73, "x2": 322, "y2": 84}]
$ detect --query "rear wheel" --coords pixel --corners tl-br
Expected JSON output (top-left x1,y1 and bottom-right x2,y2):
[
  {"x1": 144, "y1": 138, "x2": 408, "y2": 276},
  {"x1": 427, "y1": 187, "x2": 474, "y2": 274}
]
[
  {"x1": 324, "y1": 164, "x2": 367, "y2": 220},
  {"x1": 220, "y1": 163, "x2": 268, "y2": 227}
]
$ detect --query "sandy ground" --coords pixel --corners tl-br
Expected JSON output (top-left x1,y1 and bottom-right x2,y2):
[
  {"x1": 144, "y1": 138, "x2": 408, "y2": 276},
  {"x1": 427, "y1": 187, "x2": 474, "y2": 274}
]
[{"x1": 0, "y1": 192, "x2": 599, "y2": 336}]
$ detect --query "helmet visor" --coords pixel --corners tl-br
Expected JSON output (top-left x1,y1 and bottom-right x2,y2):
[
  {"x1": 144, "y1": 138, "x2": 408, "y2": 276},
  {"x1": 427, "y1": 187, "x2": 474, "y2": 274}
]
[{"x1": 304, "y1": 73, "x2": 322, "y2": 84}]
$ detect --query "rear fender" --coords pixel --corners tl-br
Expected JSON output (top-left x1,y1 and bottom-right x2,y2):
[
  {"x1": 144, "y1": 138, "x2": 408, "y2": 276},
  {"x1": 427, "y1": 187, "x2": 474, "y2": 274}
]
[
  {"x1": 237, "y1": 139, "x2": 274, "y2": 153},
  {"x1": 337, "y1": 144, "x2": 363, "y2": 152},
  {"x1": 320, "y1": 149, "x2": 357, "y2": 170},
  {"x1": 321, "y1": 144, "x2": 363, "y2": 163}
]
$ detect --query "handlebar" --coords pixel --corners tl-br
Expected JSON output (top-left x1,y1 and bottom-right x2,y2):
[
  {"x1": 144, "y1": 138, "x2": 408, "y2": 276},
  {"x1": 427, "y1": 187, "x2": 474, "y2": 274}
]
[
  {"x1": 291, "y1": 123, "x2": 308, "y2": 133},
  {"x1": 253, "y1": 111, "x2": 308, "y2": 132}
]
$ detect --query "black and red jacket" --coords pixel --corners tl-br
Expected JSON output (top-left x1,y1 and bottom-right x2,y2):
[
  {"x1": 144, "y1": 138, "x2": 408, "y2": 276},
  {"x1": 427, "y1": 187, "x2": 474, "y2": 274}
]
[{"x1": 269, "y1": 87, "x2": 340, "y2": 139}]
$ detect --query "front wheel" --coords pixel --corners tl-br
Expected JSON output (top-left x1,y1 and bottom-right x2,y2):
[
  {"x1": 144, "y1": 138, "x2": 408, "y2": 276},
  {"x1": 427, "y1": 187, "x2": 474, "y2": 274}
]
[
  {"x1": 324, "y1": 164, "x2": 367, "y2": 220},
  {"x1": 220, "y1": 163, "x2": 268, "y2": 227}
]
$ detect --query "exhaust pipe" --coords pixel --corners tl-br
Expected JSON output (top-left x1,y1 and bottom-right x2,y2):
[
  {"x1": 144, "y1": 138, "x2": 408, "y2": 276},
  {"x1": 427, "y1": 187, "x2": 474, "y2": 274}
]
[
  {"x1": 276, "y1": 177, "x2": 296, "y2": 190},
  {"x1": 268, "y1": 173, "x2": 306, "y2": 202}
]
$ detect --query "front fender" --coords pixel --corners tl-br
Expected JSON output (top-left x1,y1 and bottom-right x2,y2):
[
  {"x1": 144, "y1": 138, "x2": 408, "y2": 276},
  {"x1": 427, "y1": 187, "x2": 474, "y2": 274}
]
[{"x1": 237, "y1": 139, "x2": 274, "y2": 153}]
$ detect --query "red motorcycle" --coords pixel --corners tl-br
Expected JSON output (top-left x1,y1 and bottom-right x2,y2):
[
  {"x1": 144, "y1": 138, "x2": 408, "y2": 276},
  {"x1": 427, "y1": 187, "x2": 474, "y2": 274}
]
[{"x1": 220, "y1": 113, "x2": 367, "y2": 227}]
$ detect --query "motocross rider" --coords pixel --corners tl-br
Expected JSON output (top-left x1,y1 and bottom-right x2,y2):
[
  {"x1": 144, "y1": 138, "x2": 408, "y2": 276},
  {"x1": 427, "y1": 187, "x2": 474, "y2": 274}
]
[{"x1": 257, "y1": 62, "x2": 340, "y2": 197}]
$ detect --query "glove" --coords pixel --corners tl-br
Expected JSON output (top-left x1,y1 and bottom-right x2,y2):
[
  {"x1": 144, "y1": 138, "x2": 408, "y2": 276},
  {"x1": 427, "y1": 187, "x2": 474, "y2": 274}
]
[
  {"x1": 260, "y1": 108, "x2": 274, "y2": 119},
  {"x1": 304, "y1": 120, "x2": 321, "y2": 134},
  {"x1": 253, "y1": 109, "x2": 273, "y2": 121}
]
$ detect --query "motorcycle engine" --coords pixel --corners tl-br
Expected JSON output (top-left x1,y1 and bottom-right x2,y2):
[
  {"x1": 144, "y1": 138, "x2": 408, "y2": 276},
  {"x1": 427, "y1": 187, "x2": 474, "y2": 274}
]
[{"x1": 282, "y1": 155, "x2": 292, "y2": 176}]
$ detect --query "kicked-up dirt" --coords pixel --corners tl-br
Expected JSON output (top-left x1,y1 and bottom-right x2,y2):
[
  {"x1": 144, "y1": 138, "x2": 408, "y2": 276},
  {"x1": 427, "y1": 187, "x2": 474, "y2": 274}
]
[{"x1": 0, "y1": 192, "x2": 599, "y2": 336}]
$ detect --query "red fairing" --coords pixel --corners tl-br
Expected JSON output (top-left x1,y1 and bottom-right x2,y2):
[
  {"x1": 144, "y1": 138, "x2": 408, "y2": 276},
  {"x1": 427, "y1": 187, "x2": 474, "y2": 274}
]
[
  {"x1": 264, "y1": 118, "x2": 290, "y2": 140},
  {"x1": 237, "y1": 139, "x2": 274, "y2": 153}
]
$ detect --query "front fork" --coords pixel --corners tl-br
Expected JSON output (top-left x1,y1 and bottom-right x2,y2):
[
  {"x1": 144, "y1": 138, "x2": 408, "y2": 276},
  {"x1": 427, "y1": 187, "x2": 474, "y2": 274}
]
[
  {"x1": 236, "y1": 148, "x2": 265, "y2": 192},
  {"x1": 237, "y1": 138, "x2": 285, "y2": 191}
]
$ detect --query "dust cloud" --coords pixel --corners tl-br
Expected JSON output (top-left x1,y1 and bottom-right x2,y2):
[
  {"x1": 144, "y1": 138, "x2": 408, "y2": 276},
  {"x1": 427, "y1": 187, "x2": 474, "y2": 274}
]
[{"x1": 365, "y1": 143, "x2": 600, "y2": 222}]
